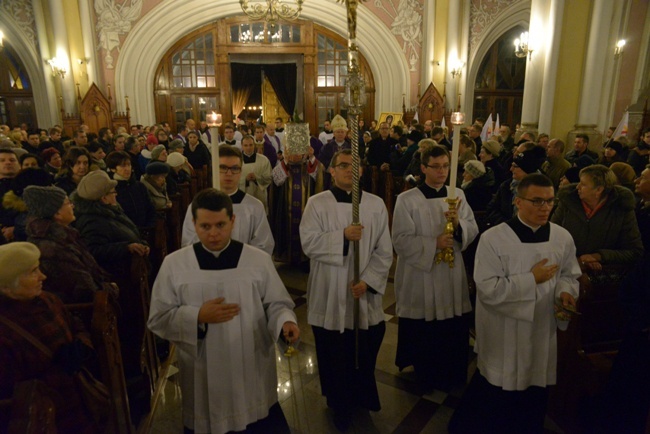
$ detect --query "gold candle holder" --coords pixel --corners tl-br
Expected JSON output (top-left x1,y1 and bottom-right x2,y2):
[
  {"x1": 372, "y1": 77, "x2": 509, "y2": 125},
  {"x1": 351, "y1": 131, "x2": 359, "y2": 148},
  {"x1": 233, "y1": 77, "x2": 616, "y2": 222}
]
[{"x1": 434, "y1": 197, "x2": 459, "y2": 268}]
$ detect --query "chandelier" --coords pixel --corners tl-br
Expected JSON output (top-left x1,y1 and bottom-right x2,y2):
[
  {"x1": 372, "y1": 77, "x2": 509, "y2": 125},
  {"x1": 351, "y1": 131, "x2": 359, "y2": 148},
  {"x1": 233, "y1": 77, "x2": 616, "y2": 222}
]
[{"x1": 239, "y1": 0, "x2": 304, "y2": 22}]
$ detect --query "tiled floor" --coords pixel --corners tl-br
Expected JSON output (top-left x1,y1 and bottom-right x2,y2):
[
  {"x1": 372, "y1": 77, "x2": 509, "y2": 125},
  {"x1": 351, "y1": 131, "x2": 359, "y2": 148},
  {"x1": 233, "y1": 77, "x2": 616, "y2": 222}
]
[{"x1": 148, "y1": 262, "x2": 564, "y2": 434}]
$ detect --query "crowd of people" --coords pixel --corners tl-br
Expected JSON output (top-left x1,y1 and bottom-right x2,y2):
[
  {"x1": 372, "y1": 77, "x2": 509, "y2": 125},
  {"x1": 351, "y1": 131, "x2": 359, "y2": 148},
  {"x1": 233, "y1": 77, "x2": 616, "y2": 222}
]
[{"x1": 0, "y1": 117, "x2": 648, "y2": 433}]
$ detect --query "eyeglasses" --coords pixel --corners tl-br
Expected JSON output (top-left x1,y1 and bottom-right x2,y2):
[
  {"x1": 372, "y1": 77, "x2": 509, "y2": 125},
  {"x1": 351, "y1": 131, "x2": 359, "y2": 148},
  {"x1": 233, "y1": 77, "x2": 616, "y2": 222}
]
[
  {"x1": 333, "y1": 163, "x2": 352, "y2": 170},
  {"x1": 518, "y1": 197, "x2": 558, "y2": 207},
  {"x1": 219, "y1": 165, "x2": 242, "y2": 174},
  {"x1": 424, "y1": 164, "x2": 451, "y2": 171}
]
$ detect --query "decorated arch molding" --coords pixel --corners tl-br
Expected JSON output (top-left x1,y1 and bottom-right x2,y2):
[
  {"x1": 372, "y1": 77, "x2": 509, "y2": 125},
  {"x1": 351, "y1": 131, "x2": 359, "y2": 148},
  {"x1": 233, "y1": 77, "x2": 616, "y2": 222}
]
[
  {"x1": 463, "y1": 1, "x2": 531, "y2": 123},
  {"x1": 115, "y1": 0, "x2": 409, "y2": 125}
]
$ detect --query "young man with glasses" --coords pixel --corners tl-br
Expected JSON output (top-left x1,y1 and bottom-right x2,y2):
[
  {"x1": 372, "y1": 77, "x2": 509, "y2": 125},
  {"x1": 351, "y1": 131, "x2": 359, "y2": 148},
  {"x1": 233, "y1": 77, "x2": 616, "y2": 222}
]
[
  {"x1": 300, "y1": 149, "x2": 392, "y2": 430},
  {"x1": 181, "y1": 145, "x2": 274, "y2": 254},
  {"x1": 392, "y1": 145, "x2": 479, "y2": 392},
  {"x1": 449, "y1": 173, "x2": 581, "y2": 434}
]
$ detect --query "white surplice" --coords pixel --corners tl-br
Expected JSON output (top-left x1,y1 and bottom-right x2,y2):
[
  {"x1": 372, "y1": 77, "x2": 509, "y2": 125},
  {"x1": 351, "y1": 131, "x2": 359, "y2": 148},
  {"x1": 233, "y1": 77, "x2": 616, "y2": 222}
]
[
  {"x1": 181, "y1": 191, "x2": 274, "y2": 254},
  {"x1": 299, "y1": 189, "x2": 393, "y2": 332},
  {"x1": 147, "y1": 243, "x2": 296, "y2": 433},
  {"x1": 239, "y1": 153, "x2": 272, "y2": 213},
  {"x1": 392, "y1": 187, "x2": 478, "y2": 320},
  {"x1": 473, "y1": 221, "x2": 581, "y2": 390}
]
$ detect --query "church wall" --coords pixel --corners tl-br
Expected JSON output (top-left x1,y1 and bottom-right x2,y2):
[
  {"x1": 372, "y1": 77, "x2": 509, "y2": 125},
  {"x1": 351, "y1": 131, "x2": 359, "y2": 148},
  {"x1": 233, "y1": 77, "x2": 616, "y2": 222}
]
[
  {"x1": 62, "y1": 0, "x2": 88, "y2": 96},
  {"x1": 431, "y1": 0, "x2": 448, "y2": 93},
  {"x1": 549, "y1": 0, "x2": 590, "y2": 141}
]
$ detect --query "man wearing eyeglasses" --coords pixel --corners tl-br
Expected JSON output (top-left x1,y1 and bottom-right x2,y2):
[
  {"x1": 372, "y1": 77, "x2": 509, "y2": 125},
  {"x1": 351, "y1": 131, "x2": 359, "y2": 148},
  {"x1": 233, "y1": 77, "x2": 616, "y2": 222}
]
[
  {"x1": 181, "y1": 145, "x2": 274, "y2": 254},
  {"x1": 300, "y1": 149, "x2": 392, "y2": 430},
  {"x1": 392, "y1": 145, "x2": 479, "y2": 392},
  {"x1": 449, "y1": 173, "x2": 581, "y2": 434}
]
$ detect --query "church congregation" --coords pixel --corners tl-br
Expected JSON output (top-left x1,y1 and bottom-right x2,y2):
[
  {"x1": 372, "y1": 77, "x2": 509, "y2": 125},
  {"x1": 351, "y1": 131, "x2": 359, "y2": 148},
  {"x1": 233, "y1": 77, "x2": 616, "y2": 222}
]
[{"x1": 2, "y1": 0, "x2": 650, "y2": 432}]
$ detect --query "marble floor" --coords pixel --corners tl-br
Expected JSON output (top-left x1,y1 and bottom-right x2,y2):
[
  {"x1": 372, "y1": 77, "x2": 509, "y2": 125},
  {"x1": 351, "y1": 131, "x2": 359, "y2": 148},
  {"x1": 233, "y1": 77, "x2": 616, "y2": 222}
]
[{"x1": 148, "y1": 262, "x2": 565, "y2": 434}]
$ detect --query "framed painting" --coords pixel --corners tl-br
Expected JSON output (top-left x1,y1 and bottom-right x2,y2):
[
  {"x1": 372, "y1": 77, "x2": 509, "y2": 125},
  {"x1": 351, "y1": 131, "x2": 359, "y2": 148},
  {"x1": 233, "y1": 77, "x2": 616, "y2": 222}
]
[{"x1": 378, "y1": 112, "x2": 403, "y2": 128}]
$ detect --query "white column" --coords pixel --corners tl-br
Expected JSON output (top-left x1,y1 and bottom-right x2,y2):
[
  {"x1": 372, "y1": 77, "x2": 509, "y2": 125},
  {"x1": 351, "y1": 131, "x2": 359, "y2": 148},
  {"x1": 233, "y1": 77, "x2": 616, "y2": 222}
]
[
  {"x1": 47, "y1": 0, "x2": 76, "y2": 114},
  {"x1": 445, "y1": 0, "x2": 461, "y2": 111},
  {"x1": 420, "y1": 0, "x2": 436, "y2": 89},
  {"x1": 575, "y1": 0, "x2": 615, "y2": 131},
  {"x1": 458, "y1": 0, "x2": 470, "y2": 112},
  {"x1": 538, "y1": 0, "x2": 564, "y2": 135},
  {"x1": 519, "y1": 0, "x2": 550, "y2": 137},
  {"x1": 31, "y1": 0, "x2": 59, "y2": 125},
  {"x1": 78, "y1": 0, "x2": 99, "y2": 86}
]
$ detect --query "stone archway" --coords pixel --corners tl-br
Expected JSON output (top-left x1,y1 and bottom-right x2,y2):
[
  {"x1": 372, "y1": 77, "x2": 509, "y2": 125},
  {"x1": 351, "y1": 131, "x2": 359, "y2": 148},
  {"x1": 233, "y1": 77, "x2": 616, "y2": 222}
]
[
  {"x1": 463, "y1": 1, "x2": 531, "y2": 124},
  {"x1": 116, "y1": 0, "x2": 409, "y2": 125}
]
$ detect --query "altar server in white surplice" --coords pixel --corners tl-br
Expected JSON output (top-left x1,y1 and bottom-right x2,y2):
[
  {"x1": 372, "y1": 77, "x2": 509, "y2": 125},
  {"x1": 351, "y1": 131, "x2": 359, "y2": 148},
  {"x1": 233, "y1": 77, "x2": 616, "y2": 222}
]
[
  {"x1": 392, "y1": 145, "x2": 479, "y2": 392},
  {"x1": 239, "y1": 135, "x2": 272, "y2": 214},
  {"x1": 181, "y1": 145, "x2": 274, "y2": 254},
  {"x1": 448, "y1": 173, "x2": 581, "y2": 434},
  {"x1": 148, "y1": 189, "x2": 299, "y2": 434},
  {"x1": 300, "y1": 149, "x2": 393, "y2": 431}
]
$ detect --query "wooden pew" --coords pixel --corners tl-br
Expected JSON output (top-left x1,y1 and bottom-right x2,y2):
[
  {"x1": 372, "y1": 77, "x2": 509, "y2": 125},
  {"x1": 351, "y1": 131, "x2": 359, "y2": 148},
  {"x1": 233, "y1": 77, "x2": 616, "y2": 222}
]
[
  {"x1": 3, "y1": 380, "x2": 57, "y2": 434},
  {"x1": 549, "y1": 264, "x2": 632, "y2": 432}
]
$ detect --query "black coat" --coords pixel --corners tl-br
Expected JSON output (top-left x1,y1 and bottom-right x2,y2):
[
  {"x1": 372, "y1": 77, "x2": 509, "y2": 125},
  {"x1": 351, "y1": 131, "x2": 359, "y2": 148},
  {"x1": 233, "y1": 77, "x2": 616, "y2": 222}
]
[
  {"x1": 71, "y1": 192, "x2": 143, "y2": 276},
  {"x1": 485, "y1": 178, "x2": 516, "y2": 227},
  {"x1": 110, "y1": 173, "x2": 156, "y2": 228},
  {"x1": 462, "y1": 168, "x2": 496, "y2": 212}
]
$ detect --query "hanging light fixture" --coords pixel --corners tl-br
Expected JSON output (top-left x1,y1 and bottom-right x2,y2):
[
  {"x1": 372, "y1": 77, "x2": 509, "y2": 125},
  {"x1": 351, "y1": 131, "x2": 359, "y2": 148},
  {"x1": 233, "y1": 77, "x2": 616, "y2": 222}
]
[
  {"x1": 239, "y1": 0, "x2": 304, "y2": 22},
  {"x1": 514, "y1": 31, "x2": 533, "y2": 60}
]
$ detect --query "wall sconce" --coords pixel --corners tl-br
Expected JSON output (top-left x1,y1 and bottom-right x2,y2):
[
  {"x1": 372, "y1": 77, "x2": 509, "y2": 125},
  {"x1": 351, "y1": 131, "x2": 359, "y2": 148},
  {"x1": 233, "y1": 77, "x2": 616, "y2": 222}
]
[
  {"x1": 514, "y1": 31, "x2": 533, "y2": 60},
  {"x1": 614, "y1": 39, "x2": 626, "y2": 57},
  {"x1": 450, "y1": 59, "x2": 465, "y2": 79},
  {"x1": 0, "y1": 30, "x2": 4, "y2": 52},
  {"x1": 47, "y1": 57, "x2": 68, "y2": 79}
]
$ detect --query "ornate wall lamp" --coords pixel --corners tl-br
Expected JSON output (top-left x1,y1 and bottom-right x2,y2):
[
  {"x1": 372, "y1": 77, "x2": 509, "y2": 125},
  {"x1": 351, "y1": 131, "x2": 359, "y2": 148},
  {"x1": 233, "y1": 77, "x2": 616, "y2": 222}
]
[
  {"x1": 0, "y1": 30, "x2": 4, "y2": 52},
  {"x1": 47, "y1": 57, "x2": 68, "y2": 79},
  {"x1": 450, "y1": 59, "x2": 464, "y2": 79},
  {"x1": 614, "y1": 39, "x2": 626, "y2": 57},
  {"x1": 240, "y1": 0, "x2": 304, "y2": 22},
  {"x1": 514, "y1": 31, "x2": 533, "y2": 60}
]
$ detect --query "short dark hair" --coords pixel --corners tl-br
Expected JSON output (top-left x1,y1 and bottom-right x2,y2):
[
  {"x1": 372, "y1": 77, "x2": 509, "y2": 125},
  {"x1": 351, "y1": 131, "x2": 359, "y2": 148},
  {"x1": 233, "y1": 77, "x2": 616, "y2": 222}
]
[
  {"x1": 125, "y1": 136, "x2": 139, "y2": 152},
  {"x1": 192, "y1": 188, "x2": 233, "y2": 219},
  {"x1": 218, "y1": 144, "x2": 243, "y2": 163},
  {"x1": 105, "y1": 151, "x2": 131, "y2": 169},
  {"x1": 19, "y1": 153, "x2": 44, "y2": 167},
  {"x1": 98, "y1": 127, "x2": 111, "y2": 139},
  {"x1": 0, "y1": 149, "x2": 17, "y2": 157},
  {"x1": 61, "y1": 147, "x2": 90, "y2": 170},
  {"x1": 391, "y1": 125, "x2": 403, "y2": 136},
  {"x1": 421, "y1": 145, "x2": 450, "y2": 165},
  {"x1": 331, "y1": 149, "x2": 352, "y2": 167},
  {"x1": 517, "y1": 173, "x2": 554, "y2": 195},
  {"x1": 576, "y1": 133, "x2": 590, "y2": 144},
  {"x1": 86, "y1": 141, "x2": 104, "y2": 153},
  {"x1": 431, "y1": 126, "x2": 444, "y2": 136}
]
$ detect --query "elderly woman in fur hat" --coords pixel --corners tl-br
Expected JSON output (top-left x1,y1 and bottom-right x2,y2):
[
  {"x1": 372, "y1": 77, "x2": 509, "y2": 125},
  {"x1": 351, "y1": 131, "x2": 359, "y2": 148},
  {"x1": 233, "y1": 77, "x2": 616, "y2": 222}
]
[
  {"x1": 461, "y1": 160, "x2": 496, "y2": 212},
  {"x1": 0, "y1": 242, "x2": 95, "y2": 433},
  {"x1": 141, "y1": 162, "x2": 172, "y2": 210},
  {"x1": 23, "y1": 185, "x2": 117, "y2": 304}
]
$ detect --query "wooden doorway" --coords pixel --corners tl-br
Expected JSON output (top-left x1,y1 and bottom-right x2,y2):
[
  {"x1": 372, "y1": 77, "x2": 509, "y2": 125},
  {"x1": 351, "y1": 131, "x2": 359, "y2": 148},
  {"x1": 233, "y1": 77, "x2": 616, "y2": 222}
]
[{"x1": 0, "y1": 43, "x2": 36, "y2": 129}]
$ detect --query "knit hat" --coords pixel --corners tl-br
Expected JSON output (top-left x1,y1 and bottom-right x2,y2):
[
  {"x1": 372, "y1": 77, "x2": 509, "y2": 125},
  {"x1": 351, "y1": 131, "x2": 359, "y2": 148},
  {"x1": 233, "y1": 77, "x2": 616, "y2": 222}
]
[
  {"x1": 564, "y1": 167, "x2": 581, "y2": 183},
  {"x1": 151, "y1": 145, "x2": 166, "y2": 161},
  {"x1": 604, "y1": 140, "x2": 624, "y2": 154},
  {"x1": 76, "y1": 170, "x2": 117, "y2": 201},
  {"x1": 41, "y1": 147, "x2": 60, "y2": 163},
  {"x1": 168, "y1": 139, "x2": 185, "y2": 152},
  {"x1": 167, "y1": 152, "x2": 186, "y2": 168},
  {"x1": 464, "y1": 160, "x2": 486, "y2": 179},
  {"x1": 23, "y1": 185, "x2": 67, "y2": 218},
  {"x1": 146, "y1": 161, "x2": 170, "y2": 176},
  {"x1": 407, "y1": 130, "x2": 424, "y2": 144},
  {"x1": 330, "y1": 115, "x2": 348, "y2": 132},
  {"x1": 10, "y1": 168, "x2": 53, "y2": 197},
  {"x1": 482, "y1": 139, "x2": 501, "y2": 157},
  {"x1": 146, "y1": 134, "x2": 159, "y2": 146},
  {"x1": 513, "y1": 146, "x2": 546, "y2": 174},
  {"x1": 575, "y1": 154, "x2": 595, "y2": 170},
  {"x1": 0, "y1": 242, "x2": 40, "y2": 288}
]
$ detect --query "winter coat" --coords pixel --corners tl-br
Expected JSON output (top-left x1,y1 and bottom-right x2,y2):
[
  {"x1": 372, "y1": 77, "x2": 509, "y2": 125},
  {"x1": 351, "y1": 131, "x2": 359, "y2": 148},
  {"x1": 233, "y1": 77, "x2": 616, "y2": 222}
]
[
  {"x1": 71, "y1": 192, "x2": 144, "y2": 276},
  {"x1": 551, "y1": 184, "x2": 644, "y2": 264},
  {"x1": 485, "y1": 178, "x2": 517, "y2": 227},
  {"x1": 1, "y1": 190, "x2": 28, "y2": 241},
  {"x1": 141, "y1": 175, "x2": 171, "y2": 211},
  {"x1": 110, "y1": 173, "x2": 156, "y2": 228},
  {"x1": 27, "y1": 217, "x2": 113, "y2": 303},
  {"x1": 462, "y1": 167, "x2": 496, "y2": 212}
]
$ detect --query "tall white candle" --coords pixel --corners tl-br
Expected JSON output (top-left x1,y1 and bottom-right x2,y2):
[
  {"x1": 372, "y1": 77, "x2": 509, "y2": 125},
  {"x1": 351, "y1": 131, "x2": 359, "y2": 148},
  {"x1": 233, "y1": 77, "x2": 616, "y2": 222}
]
[
  {"x1": 449, "y1": 123, "x2": 461, "y2": 198},
  {"x1": 210, "y1": 126, "x2": 220, "y2": 189}
]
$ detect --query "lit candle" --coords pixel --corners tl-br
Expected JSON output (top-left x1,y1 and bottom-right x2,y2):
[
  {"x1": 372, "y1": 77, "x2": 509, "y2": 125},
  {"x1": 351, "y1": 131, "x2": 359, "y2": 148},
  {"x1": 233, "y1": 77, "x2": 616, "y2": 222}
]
[
  {"x1": 448, "y1": 112, "x2": 465, "y2": 199},
  {"x1": 208, "y1": 111, "x2": 222, "y2": 189}
]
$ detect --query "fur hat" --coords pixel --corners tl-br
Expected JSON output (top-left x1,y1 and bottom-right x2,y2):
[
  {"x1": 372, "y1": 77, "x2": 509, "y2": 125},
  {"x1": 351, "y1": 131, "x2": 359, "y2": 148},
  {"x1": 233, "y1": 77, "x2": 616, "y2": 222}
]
[
  {"x1": 151, "y1": 145, "x2": 166, "y2": 161},
  {"x1": 167, "y1": 152, "x2": 186, "y2": 168},
  {"x1": 482, "y1": 139, "x2": 501, "y2": 157},
  {"x1": 168, "y1": 139, "x2": 185, "y2": 152},
  {"x1": 464, "y1": 160, "x2": 486, "y2": 179},
  {"x1": 513, "y1": 146, "x2": 546, "y2": 174},
  {"x1": 76, "y1": 170, "x2": 117, "y2": 201},
  {"x1": 23, "y1": 185, "x2": 67, "y2": 219},
  {"x1": 330, "y1": 115, "x2": 348, "y2": 132},
  {"x1": 0, "y1": 242, "x2": 40, "y2": 288},
  {"x1": 610, "y1": 162, "x2": 636, "y2": 186},
  {"x1": 10, "y1": 168, "x2": 53, "y2": 197},
  {"x1": 146, "y1": 161, "x2": 170, "y2": 176},
  {"x1": 604, "y1": 140, "x2": 623, "y2": 154}
]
